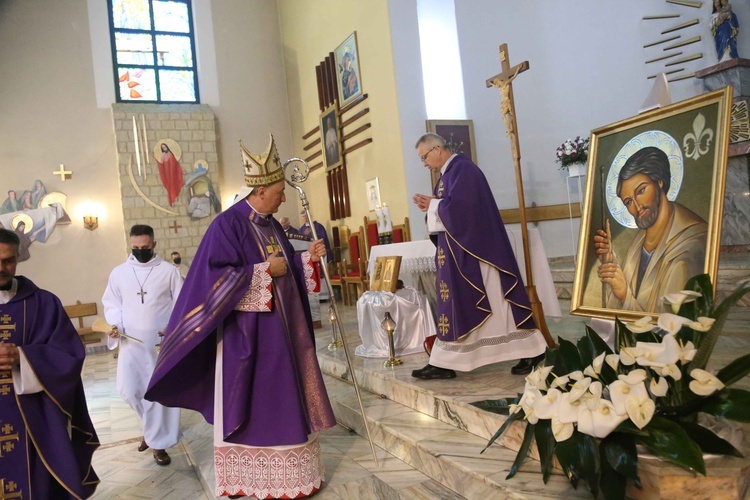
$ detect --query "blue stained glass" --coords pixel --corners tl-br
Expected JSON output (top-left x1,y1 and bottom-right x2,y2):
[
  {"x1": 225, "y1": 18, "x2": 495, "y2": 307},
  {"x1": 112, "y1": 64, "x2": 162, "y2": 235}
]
[
  {"x1": 159, "y1": 70, "x2": 196, "y2": 102},
  {"x1": 155, "y1": 35, "x2": 192, "y2": 67},
  {"x1": 119, "y1": 68, "x2": 157, "y2": 100},
  {"x1": 112, "y1": 0, "x2": 151, "y2": 30},
  {"x1": 153, "y1": 1, "x2": 189, "y2": 33},
  {"x1": 115, "y1": 33, "x2": 154, "y2": 65}
]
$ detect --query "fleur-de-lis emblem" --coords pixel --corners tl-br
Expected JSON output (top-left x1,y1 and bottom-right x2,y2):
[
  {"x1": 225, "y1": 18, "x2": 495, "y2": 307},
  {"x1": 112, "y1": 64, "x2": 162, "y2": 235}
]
[
  {"x1": 438, "y1": 314, "x2": 450, "y2": 335},
  {"x1": 439, "y1": 281, "x2": 449, "y2": 302},
  {"x1": 437, "y1": 247, "x2": 446, "y2": 268},
  {"x1": 683, "y1": 112, "x2": 713, "y2": 161}
]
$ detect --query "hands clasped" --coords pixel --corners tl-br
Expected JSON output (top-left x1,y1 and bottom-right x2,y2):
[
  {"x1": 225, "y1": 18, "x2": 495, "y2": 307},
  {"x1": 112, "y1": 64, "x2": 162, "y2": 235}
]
[
  {"x1": 412, "y1": 193, "x2": 435, "y2": 212},
  {"x1": 0, "y1": 342, "x2": 20, "y2": 370}
]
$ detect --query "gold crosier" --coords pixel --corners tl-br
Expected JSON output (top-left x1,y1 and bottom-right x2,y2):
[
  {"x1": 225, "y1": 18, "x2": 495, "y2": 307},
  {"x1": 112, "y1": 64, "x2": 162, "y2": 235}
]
[
  {"x1": 486, "y1": 43, "x2": 556, "y2": 349},
  {"x1": 281, "y1": 157, "x2": 379, "y2": 467}
]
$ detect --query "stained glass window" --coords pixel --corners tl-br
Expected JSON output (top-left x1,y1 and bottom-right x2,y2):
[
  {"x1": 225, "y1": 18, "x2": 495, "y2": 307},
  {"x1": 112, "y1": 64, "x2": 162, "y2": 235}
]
[{"x1": 108, "y1": 0, "x2": 199, "y2": 103}]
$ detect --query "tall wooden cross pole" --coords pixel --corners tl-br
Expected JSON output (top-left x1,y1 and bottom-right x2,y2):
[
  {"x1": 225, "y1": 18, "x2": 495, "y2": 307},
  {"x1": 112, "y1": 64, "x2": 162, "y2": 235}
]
[{"x1": 486, "y1": 43, "x2": 556, "y2": 348}]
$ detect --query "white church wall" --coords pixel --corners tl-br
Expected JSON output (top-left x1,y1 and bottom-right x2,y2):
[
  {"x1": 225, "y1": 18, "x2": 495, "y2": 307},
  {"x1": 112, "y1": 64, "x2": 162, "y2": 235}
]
[{"x1": 454, "y1": 0, "x2": 748, "y2": 258}]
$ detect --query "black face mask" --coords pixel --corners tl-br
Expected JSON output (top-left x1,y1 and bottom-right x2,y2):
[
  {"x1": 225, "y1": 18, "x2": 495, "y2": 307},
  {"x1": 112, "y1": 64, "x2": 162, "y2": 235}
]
[
  {"x1": 132, "y1": 248, "x2": 153, "y2": 263},
  {"x1": 173, "y1": 257, "x2": 182, "y2": 265}
]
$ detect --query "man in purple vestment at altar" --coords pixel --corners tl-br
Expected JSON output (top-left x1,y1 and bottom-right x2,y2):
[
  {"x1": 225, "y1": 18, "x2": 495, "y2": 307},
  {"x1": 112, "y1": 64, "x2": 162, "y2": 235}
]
[
  {"x1": 0, "y1": 228, "x2": 99, "y2": 499},
  {"x1": 412, "y1": 133, "x2": 547, "y2": 379},
  {"x1": 146, "y1": 136, "x2": 335, "y2": 499}
]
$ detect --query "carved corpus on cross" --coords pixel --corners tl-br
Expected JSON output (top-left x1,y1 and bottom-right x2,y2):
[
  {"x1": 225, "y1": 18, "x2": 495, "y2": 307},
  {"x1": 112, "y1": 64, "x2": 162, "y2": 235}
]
[{"x1": 486, "y1": 43, "x2": 555, "y2": 348}]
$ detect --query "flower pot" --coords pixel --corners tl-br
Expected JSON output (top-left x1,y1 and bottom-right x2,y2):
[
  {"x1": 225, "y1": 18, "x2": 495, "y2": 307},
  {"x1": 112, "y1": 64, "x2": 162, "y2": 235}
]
[{"x1": 566, "y1": 163, "x2": 586, "y2": 177}]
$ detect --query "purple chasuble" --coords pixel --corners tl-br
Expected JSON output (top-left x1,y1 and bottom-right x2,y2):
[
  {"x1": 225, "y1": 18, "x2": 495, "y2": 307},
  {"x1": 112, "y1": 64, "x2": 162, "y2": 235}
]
[
  {"x1": 146, "y1": 201, "x2": 335, "y2": 447},
  {"x1": 299, "y1": 222, "x2": 332, "y2": 261},
  {"x1": 432, "y1": 154, "x2": 536, "y2": 342},
  {"x1": 0, "y1": 276, "x2": 99, "y2": 499}
]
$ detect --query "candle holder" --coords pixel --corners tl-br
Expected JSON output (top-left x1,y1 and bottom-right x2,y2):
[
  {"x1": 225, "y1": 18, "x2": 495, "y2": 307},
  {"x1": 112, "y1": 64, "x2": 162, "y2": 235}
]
[
  {"x1": 381, "y1": 312, "x2": 402, "y2": 367},
  {"x1": 327, "y1": 305, "x2": 343, "y2": 350}
]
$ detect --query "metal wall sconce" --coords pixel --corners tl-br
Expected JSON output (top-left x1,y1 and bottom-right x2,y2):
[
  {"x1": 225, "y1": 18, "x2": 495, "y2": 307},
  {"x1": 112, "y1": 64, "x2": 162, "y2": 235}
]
[{"x1": 83, "y1": 215, "x2": 98, "y2": 231}]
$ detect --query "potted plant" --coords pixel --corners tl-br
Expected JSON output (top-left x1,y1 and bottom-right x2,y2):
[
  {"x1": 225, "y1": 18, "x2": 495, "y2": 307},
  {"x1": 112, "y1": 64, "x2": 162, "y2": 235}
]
[
  {"x1": 556, "y1": 136, "x2": 590, "y2": 177},
  {"x1": 472, "y1": 274, "x2": 750, "y2": 499}
]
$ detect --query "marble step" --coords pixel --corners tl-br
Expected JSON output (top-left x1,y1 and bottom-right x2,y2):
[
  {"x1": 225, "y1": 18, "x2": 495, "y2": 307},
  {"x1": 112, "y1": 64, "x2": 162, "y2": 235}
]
[{"x1": 323, "y1": 372, "x2": 586, "y2": 500}]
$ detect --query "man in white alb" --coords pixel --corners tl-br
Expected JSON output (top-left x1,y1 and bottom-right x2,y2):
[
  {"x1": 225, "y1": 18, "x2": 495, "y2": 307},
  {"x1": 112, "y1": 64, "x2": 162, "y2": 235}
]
[{"x1": 102, "y1": 224, "x2": 182, "y2": 465}]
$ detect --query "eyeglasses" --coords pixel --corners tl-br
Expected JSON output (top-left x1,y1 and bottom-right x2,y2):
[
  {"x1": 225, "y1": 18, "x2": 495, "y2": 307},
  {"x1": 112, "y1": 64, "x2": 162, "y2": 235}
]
[{"x1": 419, "y1": 146, "x2": 438, "y2": 162}]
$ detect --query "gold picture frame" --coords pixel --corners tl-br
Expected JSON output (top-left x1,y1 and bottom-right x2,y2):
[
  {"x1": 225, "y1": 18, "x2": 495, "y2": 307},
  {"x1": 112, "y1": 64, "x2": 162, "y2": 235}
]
[
  {"x1": 370, "y1": 255, "x2": 402, "y2": 293},
  {"x1": 571, "y1": 87, "x2": 732, "y2": 322},
  {"x1": 320, "y1": 103, "x2": 343, "y2": 171},
  {"x1": 334, "y1": 32, "x2": 363, "y2": 108},
  {"x1": 425, "y1": 119, "x2": 477, "y2": 189}
]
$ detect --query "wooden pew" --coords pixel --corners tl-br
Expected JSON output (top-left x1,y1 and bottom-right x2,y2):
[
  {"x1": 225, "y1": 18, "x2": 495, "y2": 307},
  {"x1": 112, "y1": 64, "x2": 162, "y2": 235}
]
[{"x1": 63, "y1": 300, "x2": 100, "y2": 345}]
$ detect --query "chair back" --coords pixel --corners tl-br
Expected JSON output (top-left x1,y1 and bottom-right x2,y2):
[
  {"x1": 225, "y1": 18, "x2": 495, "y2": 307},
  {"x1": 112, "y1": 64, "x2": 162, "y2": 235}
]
[
  {"x1": 392, "y1": 217, "x2": 411, "y2": 243},
  {"x1": 363, "y1": 216, "x2": 379, "y2": 252},
  {"x1": 347, "y1": 230, "x2": 362, "y2": 276}
]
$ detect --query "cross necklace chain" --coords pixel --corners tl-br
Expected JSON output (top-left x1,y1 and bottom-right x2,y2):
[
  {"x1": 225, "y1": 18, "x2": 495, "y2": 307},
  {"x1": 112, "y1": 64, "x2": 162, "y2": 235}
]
[{"x1": 133, "y1": 267, "x2": 155, "y2": 304}]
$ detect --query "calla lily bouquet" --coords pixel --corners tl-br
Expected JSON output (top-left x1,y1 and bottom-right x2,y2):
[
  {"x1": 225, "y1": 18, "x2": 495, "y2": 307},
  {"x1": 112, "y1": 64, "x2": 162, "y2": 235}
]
[
  {"x1": 472, "y1": 274, "x2": 750, "y2": 499},
  {"x1": 555, "y1": 136, "x2": 589, "y2": 170}
]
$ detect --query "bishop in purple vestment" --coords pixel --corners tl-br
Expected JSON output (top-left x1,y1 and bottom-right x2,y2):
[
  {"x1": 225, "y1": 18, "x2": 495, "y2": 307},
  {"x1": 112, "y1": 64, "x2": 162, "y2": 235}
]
[
  {"x1": 0, "y1": 228, "x2": 99, "y2": 499},
  {"x1": 146, "y1": 136, "x2": 335, "y2": 499},
  {"x1": 412, "y1": 133, "x2": 546, "y2": 379}
]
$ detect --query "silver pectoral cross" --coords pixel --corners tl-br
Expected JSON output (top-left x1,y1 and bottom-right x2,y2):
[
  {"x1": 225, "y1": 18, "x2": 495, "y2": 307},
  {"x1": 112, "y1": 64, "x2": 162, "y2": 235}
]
[{"x1": 137, "y1": 289, "x2": 147, "y2": 304}]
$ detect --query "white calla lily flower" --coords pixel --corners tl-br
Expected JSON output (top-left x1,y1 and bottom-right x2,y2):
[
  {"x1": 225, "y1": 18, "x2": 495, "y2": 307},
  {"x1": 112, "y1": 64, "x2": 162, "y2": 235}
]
[
  {"x1": 533, "y1": 388, "x2": 563, "y2": 420},
  {"x1": 689, "y1": 369, "x2": 725, "y2": 396},
  {"x1": 625, "y1": 395, "x2": 656, "y2": 429},
  {"x1": 551, "y1": 413, "x2": 574, "y2": 442},
  {"x1": 619, "y1": 369, "x2": 647, "y2": 385},
  {"x1": 577, "y1": 399, "x2": 628, "y2": 439},
  {"x1": 634, "y1": 335, "x2": 680, "y2": 367},
  {"x1": 678, "y1": 340, "x2": 697, "y2": 363},
  {"x1": 605, "y1": 354, "x2": 620, "y2": 371},
  {"x1": 620, "y1": 346, "x2": 645, "y2": 366},
  {"x1": 659, "y1": 363, "x2": 682, "y2": 381},
  {"x1": 609, "y1": 378, "x2": 649, "y2": 416},
  {"x1": 625, "y1": 316, "x2": 654, "y2": 334},
  {"x1": 689, "y1": 316, "x2": 716, "y2": 332},
  {"x1": 650, "y1": 376, "x2": 669, "y2": 397},
  {"x1": 569, "y1": 370, "x2": 584, "y2": 381},
  {"x1": 592, "y1": 352, "x2": 606, "y2": 373},
  {"x1": 657, "y1": 313, "x2": 693, "y2": 335},
  {"x1": 549, "y1": 374, "x2": 570, "y2": 390},
  {"x1": 518, "y1": 387, "x2": 542, "y2": 423},
  {"x1": 525, "y1": 365, "x2": 554, "y2": 391},
  {"x1": 568, "y1": 376, "x2": 592, "y2": 402},
  {"x1": 557, "y1": 392, "x2": 583, "y2": 424},
  {"x1": 663, "y1": 290, "x2": 702, "y2": 314}
]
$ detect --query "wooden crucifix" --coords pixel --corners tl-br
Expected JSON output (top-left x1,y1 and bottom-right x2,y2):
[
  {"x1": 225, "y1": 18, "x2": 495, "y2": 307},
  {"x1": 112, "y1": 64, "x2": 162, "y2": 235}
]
[{"x1": 486, "y1": 43, "x2": 556, "y2": 349}]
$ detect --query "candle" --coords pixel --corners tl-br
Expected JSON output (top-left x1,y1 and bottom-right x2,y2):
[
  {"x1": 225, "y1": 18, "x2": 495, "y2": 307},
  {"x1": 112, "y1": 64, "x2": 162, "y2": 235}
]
[
  {"x1": 375, "y1": 208, "x2": 384, "y2": 234},
  {"x1": 133, "y1": 116, "x2": 142, "y2": 177},
  {"x1": 381, "y1": 205, "x2": 393, "y2": 233}
]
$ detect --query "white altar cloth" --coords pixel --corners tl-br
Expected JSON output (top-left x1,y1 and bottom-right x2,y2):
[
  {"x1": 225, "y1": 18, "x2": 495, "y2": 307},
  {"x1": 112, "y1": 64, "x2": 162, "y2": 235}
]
[
  {"x1": 355, "y1": 286, "x2": 435, "y2": 358},
  {"x1": 367, "y1": 228, "x2": 561, "y2": 319}
]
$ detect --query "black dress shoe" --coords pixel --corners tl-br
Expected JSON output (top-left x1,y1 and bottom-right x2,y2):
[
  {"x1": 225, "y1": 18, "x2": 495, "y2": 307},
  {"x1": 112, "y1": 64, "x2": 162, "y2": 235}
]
[
  {"x1": 411, "y1": 364, "x2": 457, "y2": 380},
  {"x1": 510, "y1": 353, "x2": 545, "y2": 375}
]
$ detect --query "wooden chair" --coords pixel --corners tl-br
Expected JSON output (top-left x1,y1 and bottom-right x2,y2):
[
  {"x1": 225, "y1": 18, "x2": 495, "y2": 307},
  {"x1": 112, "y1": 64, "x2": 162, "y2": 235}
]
[
  {"x1": 363, "y1": 216, "x2": 379, "y2": 253},
  {"x1": 392, "y1": 217, "x2": 411, "y2": 243},
  {"x1": 328, "y1": 259, "x2": 349, "y2": 306},
  {"x1": 342, "y1": 227, "x2": 369, "y2": 303}
]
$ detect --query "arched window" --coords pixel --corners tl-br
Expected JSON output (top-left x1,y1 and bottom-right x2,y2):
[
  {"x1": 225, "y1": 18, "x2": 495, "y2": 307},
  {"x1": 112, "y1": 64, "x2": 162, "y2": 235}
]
[{"x1": 108, "y1": 0, "x2": 199, "y2": 103}]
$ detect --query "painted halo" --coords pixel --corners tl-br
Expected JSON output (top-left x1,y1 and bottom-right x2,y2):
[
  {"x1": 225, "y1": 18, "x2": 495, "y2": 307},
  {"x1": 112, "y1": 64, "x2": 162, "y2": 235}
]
[
  {"x1": 39, "y1": 192, "x2": 67, "y2": 210},
  {"x1": 153, "y1": 138, "x2": 182, "y2": 162},
  {"x1": 605, "y1": 130, "x2": 683, "y2": 229},
  {"x1": 11, "y1": 213, "x2": 33, "y2": 234}
]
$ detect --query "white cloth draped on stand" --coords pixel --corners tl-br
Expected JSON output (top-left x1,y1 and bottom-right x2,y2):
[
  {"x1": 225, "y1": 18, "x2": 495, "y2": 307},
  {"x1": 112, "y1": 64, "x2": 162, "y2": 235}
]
[{"x1": 355, "y1": 286, "x2": 435, "y2": 358}]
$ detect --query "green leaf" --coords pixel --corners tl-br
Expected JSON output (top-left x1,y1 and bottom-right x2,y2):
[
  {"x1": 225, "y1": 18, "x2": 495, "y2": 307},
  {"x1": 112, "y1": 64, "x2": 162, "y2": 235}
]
[
  {"x1": 578, "y1": 325, "x2": 614, "y2": 369},
  {"x1": 470, "y1": 397, "x2": 517, "y2": 415},
  {"x1": 679, "y1": 274, "x2": 714, "y2": 319},
  {"x1": 613, "y1": 420, "x2": 649, "y2": 437},
  {"x1": 481, "y1": 410, "x2": 523, "y2": 453},
  {"x1": 601, "y1": 432, "x2": 641, "y2": 487},
  {"x1": 635, "y1": 416, "x2": 706, "y2": 475},
  {"x1": 599, "y1": 441, "x2": 627, "y2": 500},
  {"x1": 586, "y1": 325, "x2": 615, "y2": 356},
  {"x1": 716, "y1": 352, "x2": 750, "y2": 387},
  {"x1": 674, "y1": 421, "x2": 743, "y2": 457},
  {"x1": 534, "y1": 419, "x2": 555, "y2": 484},
  {"x1": 614, "y1": 317, "x2": 636, "y2": 354},
  {"x1": 554, "y1": 431, "x2": 600, "y2": 493},
  {"x1": 699, "y1": 388, "x2": 750, "y2": 423},
  {"x1": 507, "y1": 422, "x2": 536, "y2": 480},
  {"x1": 578, "y1": 433, "x2": 602, "y2": 498},
  {"x1": 691, "y1": 278, "x2": 750, "y2": 370},
  {"x1": 554, "y1": 337, "x2": 583, "y2": 374},
  {"x1": 554, "y1": 432, "x2": 581, "y2": 489}
]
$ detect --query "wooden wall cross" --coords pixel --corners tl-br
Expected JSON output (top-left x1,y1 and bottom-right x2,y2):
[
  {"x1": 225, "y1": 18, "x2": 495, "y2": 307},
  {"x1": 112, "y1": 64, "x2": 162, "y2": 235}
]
[
  {"x1": 53, "y1": 163, "x2": 72, "y2": 181},
  {"x1": 486, "y1": 43, "x2": 555, "y2": 349},
  {"x1": 169, "y1": 220, "x2": 182, "y2": 233}
]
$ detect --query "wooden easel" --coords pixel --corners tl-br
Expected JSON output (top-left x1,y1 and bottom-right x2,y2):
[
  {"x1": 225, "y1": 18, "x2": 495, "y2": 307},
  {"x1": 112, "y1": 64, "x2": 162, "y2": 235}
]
[{"x1": 486, "y1": 43, "x2": 556, "y2": 349}]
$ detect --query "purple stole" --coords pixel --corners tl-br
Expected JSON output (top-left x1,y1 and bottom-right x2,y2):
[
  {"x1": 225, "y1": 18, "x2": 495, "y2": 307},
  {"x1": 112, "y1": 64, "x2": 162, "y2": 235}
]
[{"x1": 432, "y1": 155, "x2": 535, "y2": 342}]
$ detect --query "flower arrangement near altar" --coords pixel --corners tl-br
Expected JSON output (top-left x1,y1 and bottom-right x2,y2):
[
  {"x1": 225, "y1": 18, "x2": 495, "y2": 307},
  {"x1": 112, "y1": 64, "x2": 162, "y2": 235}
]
[
  {"x1": 472, "y1": 274, "x2": 750, "y2": 500},
  {"x1": 555, "y1": 136, "x2": 589, "y2": 170}
]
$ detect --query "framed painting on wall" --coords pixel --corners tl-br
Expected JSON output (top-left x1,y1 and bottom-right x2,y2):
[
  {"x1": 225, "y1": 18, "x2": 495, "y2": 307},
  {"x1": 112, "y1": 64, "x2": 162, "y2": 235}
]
[
  {"x1": 365, "y1": 177, "x2": 381, "y2": 211},
  {"x1": 425, "y1": 119, "x2": 477, "y2": 189},
  {"x1": 320, "y1": 103, "x2": 343, "y2": 171},
  {"x1": 334, "y1": 32, "x2": 363, "y2": 108},
  {"x1": 571, "y1": 87, "x2": 732, "y2": 323}
]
